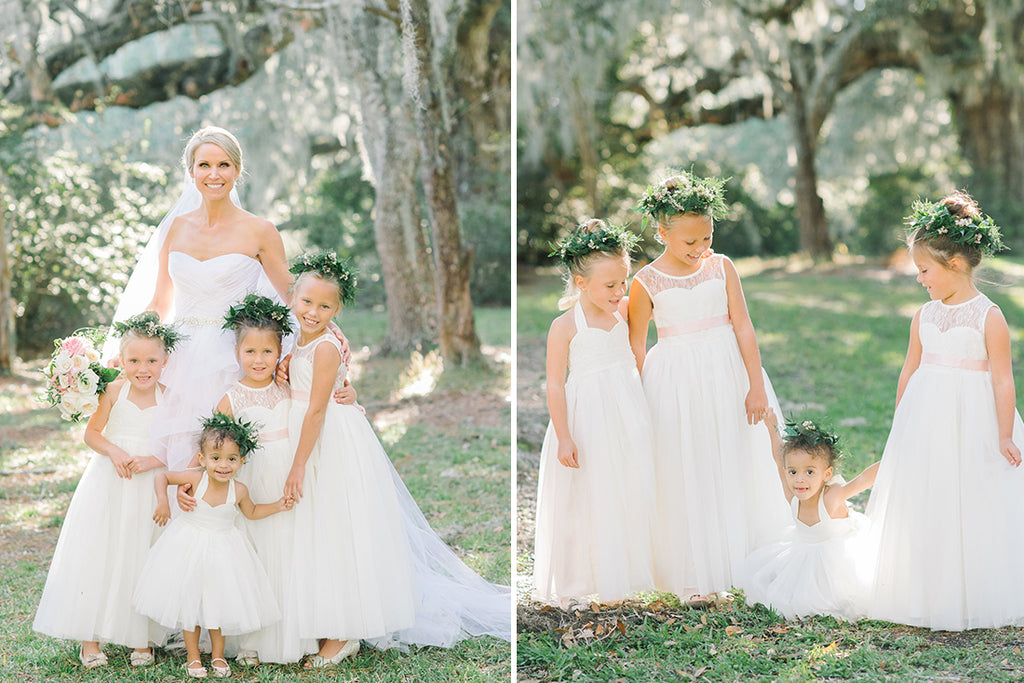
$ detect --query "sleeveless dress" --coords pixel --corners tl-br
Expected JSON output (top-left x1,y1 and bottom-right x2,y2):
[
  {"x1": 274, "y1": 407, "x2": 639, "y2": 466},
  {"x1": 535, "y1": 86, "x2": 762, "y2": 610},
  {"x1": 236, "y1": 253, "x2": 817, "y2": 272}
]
[
  {"x1": 633, "y1": 254, "x2": 789, "y2": 597},
  {"x1": 151, "y1": 253, "x2": 266, "y2": 473},
  {"x1": 33, "y1": 382, "x2": 166, "y2": 648},
  {"x1": 228, "y1": 382, "x2": 316, "y2": 663},
  {"x1": 740, "y1": 491, "x2": 867, "y2": 621},
  {"x1": 288, "y1": 332, "x2": 511, "y2": 648},
  {"x1": 866, "y1": 293, "x2": 1024, "y2": 630},
  {"x1": 132, "y1": 473, "x2": 280, "y2": 635},
  {"x1": 532, "y1": 303, "x2": 657, "y2": 603}
]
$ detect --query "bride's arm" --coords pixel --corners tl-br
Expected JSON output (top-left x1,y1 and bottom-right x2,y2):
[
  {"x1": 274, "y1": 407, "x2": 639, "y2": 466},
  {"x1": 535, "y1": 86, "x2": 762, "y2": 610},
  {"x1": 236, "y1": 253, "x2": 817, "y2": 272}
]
[{"x1": 254, "y1": 219, "x2": 293, "y2": 304}]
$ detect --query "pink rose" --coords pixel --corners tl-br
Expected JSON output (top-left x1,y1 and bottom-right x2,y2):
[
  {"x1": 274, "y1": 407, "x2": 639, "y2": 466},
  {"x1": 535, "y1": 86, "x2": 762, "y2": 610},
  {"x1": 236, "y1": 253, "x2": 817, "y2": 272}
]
[{"x1": 61, "y1": 337, "x2": 88, "y2": 356}]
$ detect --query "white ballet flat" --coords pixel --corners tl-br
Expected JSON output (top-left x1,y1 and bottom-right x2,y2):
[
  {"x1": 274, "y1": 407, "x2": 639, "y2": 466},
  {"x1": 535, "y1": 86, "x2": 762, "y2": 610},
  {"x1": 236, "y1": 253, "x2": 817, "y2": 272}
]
[
  {"x1": 210, "y1": 657, "x2": 231, "y2": 678},
  {"x1": 78, "y1": 647, "x2": 107, "y2": 669},
  {"x1": 304, "y1": 639, "x2": 360, "y2": 668},
  {"x1": 130, "y1": 649, "x2": 155, "y2": 666}
]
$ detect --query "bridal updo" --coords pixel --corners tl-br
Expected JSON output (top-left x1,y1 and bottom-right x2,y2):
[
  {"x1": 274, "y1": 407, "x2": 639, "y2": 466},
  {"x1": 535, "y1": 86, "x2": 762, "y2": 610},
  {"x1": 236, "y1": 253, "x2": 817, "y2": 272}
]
[{"x1": 182, "y1": 126, "x2": 244, "y2": 175}]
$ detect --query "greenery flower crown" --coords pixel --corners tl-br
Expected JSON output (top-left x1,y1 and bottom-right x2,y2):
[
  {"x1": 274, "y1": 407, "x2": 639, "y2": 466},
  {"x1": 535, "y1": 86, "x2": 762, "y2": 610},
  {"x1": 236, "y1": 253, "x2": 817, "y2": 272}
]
[
  {"x1": 200, "y1": 411, "x2": 260, "y2": 458},
  {"x1": 549, "y1": 221, "x2": 641, "y2": 268},
  {"x1": 906, "y1": 198, "x2": 1007, "y2": 258},
  {"x1": 782, "y1": 419, "x2": 841, "y2": 457},
  {"x1": 222, "y1": 294, "x2": 294, "y2": 335},
  {"x1": 112, "y1": 311, "x2": 184, "y2": 352},
  {"x1": 289, "y1": 250, "x2": 358, "y2": 305},
  {"x1": 637, "y1": 170, "x2": 729, "y2": 229}
]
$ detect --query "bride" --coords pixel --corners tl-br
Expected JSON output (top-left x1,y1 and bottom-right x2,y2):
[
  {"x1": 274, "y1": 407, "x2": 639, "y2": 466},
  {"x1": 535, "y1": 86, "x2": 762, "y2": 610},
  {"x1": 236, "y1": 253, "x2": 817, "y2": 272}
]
[{"x1": 110, "y1": 126, "x2": 511, "y2": 655}]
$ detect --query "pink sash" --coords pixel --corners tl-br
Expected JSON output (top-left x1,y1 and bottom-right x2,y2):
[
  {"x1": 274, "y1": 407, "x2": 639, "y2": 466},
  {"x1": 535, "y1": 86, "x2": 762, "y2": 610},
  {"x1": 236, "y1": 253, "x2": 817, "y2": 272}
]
[
  {"x1": 658, "y1": 314, "x2": 731, "y2": 338},
  {"x1": 921, "y1": 352, "x2": 989, "y2": 372}
]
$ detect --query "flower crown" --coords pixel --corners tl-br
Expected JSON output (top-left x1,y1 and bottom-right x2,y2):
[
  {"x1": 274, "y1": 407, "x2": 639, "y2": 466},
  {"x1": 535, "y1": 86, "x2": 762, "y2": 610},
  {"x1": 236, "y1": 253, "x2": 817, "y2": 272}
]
[
  {"x1": 289, "y1": 251, "x2": 358, "y2": 305},
  {"x1": 782, "y1": 419, "x2": 841, "y2": 456},
  {"x1": 550, "y1": 220, "x2": 641, "y2": 268},
  {"x1": 112, "y1": 311, "x2": 184, "y2": 352},
  {"x1": 222, "y1": 294, "x2": 294, "y2": 335},
  {"x1": 906, "y1": 198, "x2": 1006, "y2": 258},
  {"x1": 200, "y1": 411, "x2": 260, "y2": 458},
  {"x1": 637, "y1": 170, "x2": 729, "y2": 229}
]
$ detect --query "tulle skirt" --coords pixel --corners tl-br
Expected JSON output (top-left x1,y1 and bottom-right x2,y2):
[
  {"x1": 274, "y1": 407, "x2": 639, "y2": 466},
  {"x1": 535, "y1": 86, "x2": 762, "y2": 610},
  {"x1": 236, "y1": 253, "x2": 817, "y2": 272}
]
[
  {"x1": 532, "y1": 363, "x2": 657, "y2": 603},
  {"x1": 132, "y1": 513, "x2": 280, "y2": 635},
  {"x1": 865, "y1": 366, "x2": 1024, "y2": 630},
  {"x1": 33, "y1": 456, "x2": 166, "y2": 647},
  {"x1": 742, "y1": 512, "x2": 868, "y2": 621},
  {"x1": 289, "y1": 401, "x2": 511, "y2": 647},
  {"x1": 644, "y1": 326, "x2": 790, "y2": 597}
]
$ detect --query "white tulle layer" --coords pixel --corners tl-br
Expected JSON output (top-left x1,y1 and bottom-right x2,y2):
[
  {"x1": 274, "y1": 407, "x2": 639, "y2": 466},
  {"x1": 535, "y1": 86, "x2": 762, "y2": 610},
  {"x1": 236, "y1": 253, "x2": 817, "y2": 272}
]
[
  {"x1": 644, "y1": 326, "x2": 790, "y2": 597},
  {"x1": 865, "y1": 365, "x2": 1024, "y2": 630}
]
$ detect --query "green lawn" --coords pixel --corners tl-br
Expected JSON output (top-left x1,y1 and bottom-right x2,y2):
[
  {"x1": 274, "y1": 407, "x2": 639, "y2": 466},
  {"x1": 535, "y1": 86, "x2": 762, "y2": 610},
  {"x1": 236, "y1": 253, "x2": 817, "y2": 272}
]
[
  {"x1": 0, "y1": 306, "x2": 512, "y2": 682},
  {"x1": 517, "y1": 257, "x2": 1024, "y2": 682}
]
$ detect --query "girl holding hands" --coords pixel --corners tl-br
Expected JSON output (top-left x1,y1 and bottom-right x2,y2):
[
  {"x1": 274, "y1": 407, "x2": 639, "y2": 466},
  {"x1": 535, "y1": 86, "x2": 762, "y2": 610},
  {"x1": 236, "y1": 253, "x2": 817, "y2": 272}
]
[{"x1": 629, "y1": 171, "x2": 788, "y2": 599}]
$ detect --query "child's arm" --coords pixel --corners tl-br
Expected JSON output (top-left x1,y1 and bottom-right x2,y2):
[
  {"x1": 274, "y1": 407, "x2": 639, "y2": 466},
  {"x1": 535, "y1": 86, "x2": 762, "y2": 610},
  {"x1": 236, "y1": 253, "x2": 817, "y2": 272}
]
[
  {"x1": 723, "y1": 258, "x2": 768, "y2": 425},
  {"x1": 985, "y1": 306, "x2": 1022, "y2": 467},
  {"x1": 627, "y1": 278, "x2": 653, "y2": 373},
  {"x1": 235, "y1": 481, "x2": 293, "y2": 520},
  {"x1": 546, "y1": 313, "x2": 577, "y2": 468},
  {"x1": 283, "y1": 341, "x2": 342, "y2": 500},
  {"x1": 762, "y1": 410, "x2": 792, "y2": 501},
  {"x1": 895, "y1": 310, "x2": 923, "y2": 408},
  {"x1": 153, "y1": 469, "x2": 202, "y2": 526},
  {"x1": 83, "y1": 379, "x2": 134, "y2": 480},
  {"x1": 828, "y1": 461, "x2": 880, "y2": 504}
]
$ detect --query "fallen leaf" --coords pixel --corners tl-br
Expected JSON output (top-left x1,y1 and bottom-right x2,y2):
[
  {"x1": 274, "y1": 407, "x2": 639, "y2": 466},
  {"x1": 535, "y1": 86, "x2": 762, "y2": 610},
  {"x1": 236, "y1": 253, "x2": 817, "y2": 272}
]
[
  {"x1": 616, "y1": 619, "x2": 626, "y2": 635},
  {"x1": 594, "y1": 623, "x2": 605, "y2": 636},
  {"x1": 591, "y1": 601, "x2": 601, "y2": 612},
  {"x1": 725, "y1": 625, "x2": 744, "y2": 637},
  {"x1": 663, "y1": 640, "x2": 677, "y2": 646},
  {"x1": 701, "y1": 615, "x2": 708, "y2": 625}
]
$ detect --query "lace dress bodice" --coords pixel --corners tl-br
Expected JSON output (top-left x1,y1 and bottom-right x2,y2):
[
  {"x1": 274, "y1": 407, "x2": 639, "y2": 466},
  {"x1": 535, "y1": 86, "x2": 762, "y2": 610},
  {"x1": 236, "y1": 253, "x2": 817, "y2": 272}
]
[
  {"x1": 566, "y1": 304, "x2": 635, "y2": 383},
  {"x1": 632, "y1": 254, "x2": 730, "y2": 332},
  {"x1": 918, "y1": 294, "x2": 995, "y2": 364},
  {"x1": 290, "y1": 333, "x2": 348, "y2": 398},
  {"x1": 226, "y1": 382, "x2": 291, "y2": 446}
]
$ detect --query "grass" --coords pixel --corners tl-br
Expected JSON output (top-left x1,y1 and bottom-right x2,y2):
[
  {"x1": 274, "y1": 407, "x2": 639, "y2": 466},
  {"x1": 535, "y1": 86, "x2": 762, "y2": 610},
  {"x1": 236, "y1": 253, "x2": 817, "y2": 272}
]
[
  {"x1": 0, "y1": 306, "x2": 512, "y2": 682},
  {"x1": 517, "y1": 257, "x2": 1024, "y2": 681}
]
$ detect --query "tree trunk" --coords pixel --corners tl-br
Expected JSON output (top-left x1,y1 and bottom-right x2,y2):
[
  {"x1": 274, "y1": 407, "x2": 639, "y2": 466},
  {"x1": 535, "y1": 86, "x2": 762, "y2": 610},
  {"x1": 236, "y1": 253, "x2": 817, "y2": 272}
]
[
  {"x1": 949, "y1": 79, "x2": 1024, "y2": 221},
  {"x1": 789, "y1": 103, "x2": 832, "y2": 258},
  {"x1": 0, "y1": 173, "x2": 14, "y2": 373},
  {"x1": 404, "y1": 0, "x2": 481, "y2": 366}
]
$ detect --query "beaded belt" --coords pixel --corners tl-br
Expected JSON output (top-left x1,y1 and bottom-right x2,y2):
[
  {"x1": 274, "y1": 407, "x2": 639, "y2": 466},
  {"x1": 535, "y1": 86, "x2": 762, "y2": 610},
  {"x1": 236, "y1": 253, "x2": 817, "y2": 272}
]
[
  {"x1": 658, "y1": 314, "x2": 731, "y2": 338},
  {"x1": 921, "y1": 352, "x2": 989, "y2": 372},
  {"x1": 175, "y1": 315, "x2": 223, "y2": 328}
]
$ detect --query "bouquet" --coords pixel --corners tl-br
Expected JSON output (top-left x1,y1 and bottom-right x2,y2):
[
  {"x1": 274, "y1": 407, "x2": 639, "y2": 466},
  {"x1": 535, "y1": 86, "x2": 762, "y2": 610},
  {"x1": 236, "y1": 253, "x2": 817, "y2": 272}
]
[{"x1": 42, "y1": 333, "x2": 120, "y2": 422}]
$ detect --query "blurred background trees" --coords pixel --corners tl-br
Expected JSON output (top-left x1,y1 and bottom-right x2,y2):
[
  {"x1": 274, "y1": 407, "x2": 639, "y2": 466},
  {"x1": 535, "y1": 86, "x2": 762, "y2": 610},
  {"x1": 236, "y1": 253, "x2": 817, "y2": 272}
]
[
  {"x1": 517, "y1": 0, "x2": 1024, "y2": 266},
  {"x1": 0, "y1": 0, "x2": 510, "y2": 370}
]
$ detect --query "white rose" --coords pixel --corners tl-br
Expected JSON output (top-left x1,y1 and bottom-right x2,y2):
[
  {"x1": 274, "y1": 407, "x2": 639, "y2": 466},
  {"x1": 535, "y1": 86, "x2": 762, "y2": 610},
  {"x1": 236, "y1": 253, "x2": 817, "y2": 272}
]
[
  {"x1": 68, "y1": 354, "x2": 90, "y2": 374},
  {"x1": 76, "y1": 369, "x2": 99, "y2": 395},
  {"x1": 78, "y1": 394, "x2": 100, "y2": 418},
  {"x1": 58, "y1": 372, "x2": 73, "y2": 389},
  {"x1": 85, "y1": 347, "x2": 101, "y2": 363},
  {"x1": 53, "y1": 351, "x2": 73, "y2": 374},
  {"x1": 60, "y1": 391, "x2": 87, "y2": 420}
]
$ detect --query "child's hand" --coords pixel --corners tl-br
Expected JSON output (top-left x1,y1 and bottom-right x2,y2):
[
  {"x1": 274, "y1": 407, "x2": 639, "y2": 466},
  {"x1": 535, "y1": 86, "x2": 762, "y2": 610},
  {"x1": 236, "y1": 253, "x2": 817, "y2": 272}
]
[
  {"x1": 328, "y1": 323, "x2": 352, "y2": 366},
  {"x1": 745, "y1": 387, "x2": 770, "y2": 425},
  {"x1": 333, "y1": 379, "x2": 357, "y2": 405},
  {"x1": 153, "y1": 501, "x2": 171, "y2": 526},
  {"x1": 176, "y1": 481, "x2": 198, "y2": 512},
  {"x1": 275, "y1": 354, "x2": 292, "y2": 386},
  {"x1": 557, "y1": 438, "x2": 579, "y2": 468},
  {"x1": 108, "y1": 447, "x2": 134, "y2": 479},
  {"x1": 763, "y1": 408, "x2": 779, "y2": 431},
  {"x1": 280, "y1": 495, "x2": 295, "y2": 512},
  {"x1": 284, "y1": 464, "x2": 305, "y2": 501},
  {"x1": 132, "y1": 456, "x2": 164, "y2": 474},
  {"x1": 1001, "y1": 438, "x2": 1022, "y2": 467}
]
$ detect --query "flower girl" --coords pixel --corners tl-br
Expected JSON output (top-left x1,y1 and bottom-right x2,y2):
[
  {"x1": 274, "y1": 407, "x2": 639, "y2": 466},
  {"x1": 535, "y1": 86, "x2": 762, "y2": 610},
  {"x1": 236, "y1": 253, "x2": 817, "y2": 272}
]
[
  {"x1": 741, "y1": 414, "x2": 878, "y2": 621},
  {"x1": 33, "y1": 312, "x2": 180, "y2": 668},
  {"x1": 282, "y1": 251, "x2": 509, "y2": 667},
  {"x1": 216, "y1": 294, "x2": 353, "y2": 664},
  {"x1": 628, "y1": 170, "x2": 789, "y2": 598},
  {"x1": 132, "y1": 413, "x2": 291, "y2": 678},
  {"x1": 532, "y1": 219, "x2": 657, "y2": 604},
  {"x1": 866, "y1": 191, "x2": 1024, "y2": 630}
]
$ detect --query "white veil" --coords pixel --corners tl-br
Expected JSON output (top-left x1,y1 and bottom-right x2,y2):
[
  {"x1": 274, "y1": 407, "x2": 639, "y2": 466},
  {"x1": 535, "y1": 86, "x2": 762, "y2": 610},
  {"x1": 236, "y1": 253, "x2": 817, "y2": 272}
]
[{"x1": 101, "y1": 172, "x2": 242, "y2": 359}]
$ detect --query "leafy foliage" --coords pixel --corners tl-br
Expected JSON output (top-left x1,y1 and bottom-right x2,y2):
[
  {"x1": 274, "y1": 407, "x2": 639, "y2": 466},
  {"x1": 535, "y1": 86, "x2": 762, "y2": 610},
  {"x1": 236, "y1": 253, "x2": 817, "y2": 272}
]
[{"x1": 1, "y1": 143, "x2": 169, "y2": 354}]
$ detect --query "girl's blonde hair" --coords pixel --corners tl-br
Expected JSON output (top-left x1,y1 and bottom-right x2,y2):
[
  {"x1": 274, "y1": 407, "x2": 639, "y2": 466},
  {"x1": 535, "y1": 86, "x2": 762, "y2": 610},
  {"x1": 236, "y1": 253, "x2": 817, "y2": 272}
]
[
  {"x1": 557, "y1": 219, "x2": 631, "y2": 310},
  {"x1": 183, "y1": 126, "x2": 243, "y2": 175}
]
